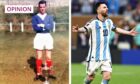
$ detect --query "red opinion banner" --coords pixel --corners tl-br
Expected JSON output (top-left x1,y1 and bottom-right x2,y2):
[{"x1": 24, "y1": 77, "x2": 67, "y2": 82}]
[{"x1": 5, "y1": 5, "x2": 33, "y2": 13}]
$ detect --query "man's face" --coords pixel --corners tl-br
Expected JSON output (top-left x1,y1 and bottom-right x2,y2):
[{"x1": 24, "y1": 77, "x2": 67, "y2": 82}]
[
  {"x1": 97, "y1": 4, "x2": 108, "y2": 17},
  {"x1": 38, "y1": 3, "x2": 46, "y2": 14}
]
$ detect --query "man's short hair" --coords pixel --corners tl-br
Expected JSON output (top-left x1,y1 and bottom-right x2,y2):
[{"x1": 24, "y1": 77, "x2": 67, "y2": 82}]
[
  {"x1": 38, "y1": 0, "x2": 46, "y2": 6},
  {"x1": 95, "y1": 2, "x2": 107, "y2": 12}
]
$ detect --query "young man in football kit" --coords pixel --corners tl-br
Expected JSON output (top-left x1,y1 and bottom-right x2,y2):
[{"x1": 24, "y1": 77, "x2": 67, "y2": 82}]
[
  {"x1": 72, "y1": 2, "x2": 137, "y2": 84},
  {"x1": 32, "y1": 0, "x2": 54, "y2": 80}
]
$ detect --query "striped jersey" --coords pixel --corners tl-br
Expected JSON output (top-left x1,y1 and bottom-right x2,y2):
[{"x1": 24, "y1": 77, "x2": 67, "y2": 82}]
[{"x1": 85, "y1": 17, "x2": 116, "y2": 61}]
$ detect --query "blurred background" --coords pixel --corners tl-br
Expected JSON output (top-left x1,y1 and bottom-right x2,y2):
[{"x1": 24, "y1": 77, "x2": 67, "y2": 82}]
[
  {"x1": 0, "y1": 0, "x2": 69, "y2": 84},
  {"x1": 71, "y1": 0, "x2": 140, "y2": 84}
]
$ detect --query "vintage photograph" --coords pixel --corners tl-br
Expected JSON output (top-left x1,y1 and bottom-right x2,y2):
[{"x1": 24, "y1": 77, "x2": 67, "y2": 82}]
[{"x1": 0, "y1": 0, "x2": 69, "y2": 84}]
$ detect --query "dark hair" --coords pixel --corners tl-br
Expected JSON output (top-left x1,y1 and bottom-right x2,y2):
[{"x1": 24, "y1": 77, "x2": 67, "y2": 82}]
[
  {"x1": 95, "y1": 2, "x2": 107, "y2": 12},
  {"x1": 38, "y1": 0, "x2": 46, "y2": 6}
]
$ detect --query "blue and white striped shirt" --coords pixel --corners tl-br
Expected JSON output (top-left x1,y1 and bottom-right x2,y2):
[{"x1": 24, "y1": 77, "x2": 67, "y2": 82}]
[{"x1": 85, "y1": 17, "x2": 116, "y2": 61}]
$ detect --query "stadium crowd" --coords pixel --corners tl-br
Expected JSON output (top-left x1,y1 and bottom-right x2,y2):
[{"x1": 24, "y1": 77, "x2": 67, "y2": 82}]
[{"x1": 72, "y1": 0, "x2": 140, "y2": 50}]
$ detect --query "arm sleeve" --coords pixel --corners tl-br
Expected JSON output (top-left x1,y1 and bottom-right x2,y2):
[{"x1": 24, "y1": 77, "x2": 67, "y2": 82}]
[
  {"x1": 32, "y1": 16, "x2": 43, "y2": 32},
  {"x1": 110, "y1": 20, "x2": 116, "y2": 31},
  {"x1": 84, "y1": 21, "x2": 93, "y2": 32},
  {"x1": 44, "y1": 15, "x2": 54, "y2": 31}
]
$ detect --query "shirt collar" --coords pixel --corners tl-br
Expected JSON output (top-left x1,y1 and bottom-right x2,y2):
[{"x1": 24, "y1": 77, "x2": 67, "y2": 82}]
[
  {"x1": 37, "y1": 13, "x2": 47, "y2": 20},
  {"x1": 96, "y1": 16, "x2": 108, "y2": 22},
  {"x1": 37, "y1": 13, "x2": 47, "y2": 16}
]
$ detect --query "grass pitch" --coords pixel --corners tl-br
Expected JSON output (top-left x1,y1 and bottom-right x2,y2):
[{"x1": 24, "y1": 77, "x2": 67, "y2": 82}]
[
  {"x1": 0, "y1": 31, "x2": 69, "y2": 84},
  {"x1": 72, "y1": 63, "x2": 140, "y2": 84}
]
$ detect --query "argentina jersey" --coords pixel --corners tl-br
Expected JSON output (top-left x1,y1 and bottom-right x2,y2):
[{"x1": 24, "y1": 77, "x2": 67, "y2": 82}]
[{"x1": 84, "y1": 17, "x2": 116, "y2": 61}]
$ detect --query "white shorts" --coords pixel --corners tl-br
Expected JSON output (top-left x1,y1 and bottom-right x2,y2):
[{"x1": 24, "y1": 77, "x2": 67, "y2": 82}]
[
  {"x1": 86, "y1": 60, "x2": 112, "y2": 75},
  {"x1": 33, "y1": 33, "x2": 53, "y2": 50}
]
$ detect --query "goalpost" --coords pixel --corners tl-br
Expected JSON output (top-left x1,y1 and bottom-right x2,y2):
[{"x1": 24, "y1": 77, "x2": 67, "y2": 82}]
[{"x1": 9, "y1": 21, "x2": 56, "y2": 32}]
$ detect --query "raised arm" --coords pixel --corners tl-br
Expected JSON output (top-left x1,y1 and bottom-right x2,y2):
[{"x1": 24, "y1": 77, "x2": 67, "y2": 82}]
[
  {"x1": 115, "y1": 27, "x2": 138, "y2": 36},
  {"x1": 72, "y1": 25, "x2": 86, "y2": 32}
]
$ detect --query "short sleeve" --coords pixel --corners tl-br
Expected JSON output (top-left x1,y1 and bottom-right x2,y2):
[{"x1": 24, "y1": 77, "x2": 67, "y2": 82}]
[
  {"x1": 110, "y1": 19, "x2": 116, "y2": 31},
  {"x1": 84, "y1": 20, "x2": 94, "y2": 32}
]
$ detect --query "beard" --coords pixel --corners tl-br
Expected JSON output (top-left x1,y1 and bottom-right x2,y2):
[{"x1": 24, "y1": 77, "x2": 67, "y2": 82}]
[{"x1": 102, "y1": 12, "x2": 108, "y2": 17}]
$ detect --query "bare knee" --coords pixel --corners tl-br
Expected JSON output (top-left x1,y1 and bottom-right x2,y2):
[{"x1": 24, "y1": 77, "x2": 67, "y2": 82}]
[
  {"x1": 103, "y1": 74, "x2": 111, "y2": 80},
  {"x1": 102, "y1": 72, "x2": 111, "y2": 80},
  {"x1": 45, "y1": 50, "x2": 52, "y2": 59},
  {"x1": 84, "y1": 74, "x2": 95, "y2": 84},
  {"x1": 87, "y1": 74, "x2": 95, "y2": 81}
]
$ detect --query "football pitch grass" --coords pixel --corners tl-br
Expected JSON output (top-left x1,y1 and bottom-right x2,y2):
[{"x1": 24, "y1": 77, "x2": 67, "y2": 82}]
[
  {"x1": 0, "y1": 31, "x2": 69, "y2": 84},
  {"x1": 72, "y1": 63, "x2": 140, "y2": 84}
]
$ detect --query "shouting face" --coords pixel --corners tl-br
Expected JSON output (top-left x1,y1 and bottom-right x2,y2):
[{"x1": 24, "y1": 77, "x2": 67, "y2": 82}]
[{"x1": 97, "y1": 4, "x2": 108, "y2": 17}]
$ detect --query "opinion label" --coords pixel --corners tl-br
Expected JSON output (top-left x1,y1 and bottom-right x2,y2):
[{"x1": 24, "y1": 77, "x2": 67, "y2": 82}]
[{"x1": 5, "y1": 5, "x2": 33, "y2": 13}]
